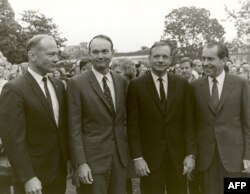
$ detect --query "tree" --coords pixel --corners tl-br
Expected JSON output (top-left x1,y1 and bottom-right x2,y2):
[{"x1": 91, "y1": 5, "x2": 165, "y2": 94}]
[
  {"x1": 0, "y1": 0, "x2": 24, "y2": 63},
  {"x1": 20, "y1": 10, "x2": 67, "y2": 48},
  {"x1": 162, "y1": 6, "x2": 225, "y2": 59},
  {"x1": 225, "y1": 0, "x2": 250, "y2": 44}
]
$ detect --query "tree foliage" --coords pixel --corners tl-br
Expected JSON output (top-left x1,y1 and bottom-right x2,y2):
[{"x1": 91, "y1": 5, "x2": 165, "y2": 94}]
[
  {"x1": 20, "y1": 10, "x2": 67, "y2": 48},
  {"x1": 162, "y1": 6, "x2": 225, "y2": 59},
  {"x1": 0, "y1": 0, "x2": 24, "y2": 63},
  {"x1": 0, "y1": 0, "x2": 67, "y2": 63},
  {"x1": 225, "y1": 0, "x2": 250, "y2": 44}
]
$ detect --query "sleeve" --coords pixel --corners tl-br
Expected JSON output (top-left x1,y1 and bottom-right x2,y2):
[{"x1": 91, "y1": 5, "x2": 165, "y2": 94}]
[
  {"x1": 0, "y1": 83, "x2": 35, "y2": 183},
  {"x1": 241, "y1": 80, "x2": 250, "y2": 159},
  {"x1": 184, "y1": 81, "x2": 197, "y2": 156},
  {"x1": 126, "y1": 80, "x2": 142, "y2": 159},
  {"x1": 67, "y1": 79, "x2": 87, "y2": 165}
]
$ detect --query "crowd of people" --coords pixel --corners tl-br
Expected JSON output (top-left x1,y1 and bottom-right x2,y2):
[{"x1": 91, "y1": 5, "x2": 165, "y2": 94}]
[{"x1": 0, "y1": 33, "x2": 250, "y2": 194}]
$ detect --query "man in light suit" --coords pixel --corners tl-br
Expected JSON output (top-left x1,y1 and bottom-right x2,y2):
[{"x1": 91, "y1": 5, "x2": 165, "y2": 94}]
[
  {"x1": 67, "y1": 35, "x2": 128, "y2": 194},
  {"x1": 190, "y1": 42, "x2": 250, "y2": 194},
  {"x1": 0, "y1": 34, "x2": 68, "y2": 194},
  {"x1": 127, "y1": 41, "x2": 197, "y2": 194}
]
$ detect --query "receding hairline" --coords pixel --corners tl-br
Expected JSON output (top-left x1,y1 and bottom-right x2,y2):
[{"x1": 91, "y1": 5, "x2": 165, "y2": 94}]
[
  {"x1": 26, "y1": 34, "x2": 55, "y2": 53},
  {"x1": 88, "y1": 35, "x2": 113, "y2": 52}
]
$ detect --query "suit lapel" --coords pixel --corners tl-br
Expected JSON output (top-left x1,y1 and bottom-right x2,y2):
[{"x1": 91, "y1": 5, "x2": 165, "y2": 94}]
[
  {"x1": 146, "y1": 73, "x2": 165, "y2": 116},
  {"x1": 216, "y1": 74, "x2": 235, "y2": 113},
  {"x1": 166, "y1": 73, "x2": 176, "y2": 114},
  {"x1": 111, "y1": 71, "x2": 121, "y2": 115},
  {"x1": 199, "y1": 76, "x2": 216, "y2": 114},
  {"x1": 49, "y1": 76, "x2": 62, "y2": 127},
  {"x1": 24, "y1": 72, "x2": 57, "y2": 127},
  {"x1": 88, "y1": 70, "x2": 115, "y2": 116}
]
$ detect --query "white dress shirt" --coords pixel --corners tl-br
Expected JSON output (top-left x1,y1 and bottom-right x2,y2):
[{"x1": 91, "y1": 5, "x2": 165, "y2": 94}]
[
  {"x1": 28, "y1": 67, "x2": 59, "y2": 126},
  {"x1": 92, "y1": 67, "x2": 116, "y2": 111},
  {"x1": 151, "y1": 71, "x2": 168, "y2": 100},
  {"x1": 208, "y1": 70, "x2": 225, "y2": 100}
]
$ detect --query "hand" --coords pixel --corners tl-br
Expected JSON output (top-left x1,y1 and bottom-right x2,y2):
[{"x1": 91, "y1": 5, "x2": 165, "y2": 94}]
[
  {"x1": 242, "y1": 160, "x2": 250, "y2": 173},
  {"x1": 24, "y1": 177, "x2": 42, "y2": 194},
  {"x1": 134, "y1": 158, "x2": 150, "y2": 177},
  {"x1": 77, "y1": 163, "x2": 93, "y2": 184},
  {"x1": 183, "y1": 155, "x2": 195, "y2": 180}
]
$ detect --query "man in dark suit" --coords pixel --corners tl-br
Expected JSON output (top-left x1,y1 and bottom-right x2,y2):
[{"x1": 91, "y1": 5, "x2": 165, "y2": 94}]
[
  {"x1": 190, "y1": 42, "x2": 250, "y2": 194},
  {"x1": 67, "y1": 35, "x2": 128, "y2": 194},
  {"x1": 0, "y1": 34, "x2": 68, "y2": 194},
  {"x1": 127, "y1": 41, "x2": 196, "y2": 194}
]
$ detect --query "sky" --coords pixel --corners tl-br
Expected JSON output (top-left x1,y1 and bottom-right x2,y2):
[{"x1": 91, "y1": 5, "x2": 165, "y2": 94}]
[{"x1": 9, "y1": 0, "x2": 240, "y2": 52}]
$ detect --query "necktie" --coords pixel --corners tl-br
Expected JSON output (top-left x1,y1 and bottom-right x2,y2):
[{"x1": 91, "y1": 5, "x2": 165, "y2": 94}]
[
  {"x1": 158, "y1": 77, "x2": 166, "y2": 104},
  {"x1": 102, "y1": 76, "x2": 115, "y2": 114},
  {"x1": 42, "y1": 77, "x2": 54, "y2": 115},
  {"x1": 212, "y1": 78, "x2": 219, "y2": 108}
]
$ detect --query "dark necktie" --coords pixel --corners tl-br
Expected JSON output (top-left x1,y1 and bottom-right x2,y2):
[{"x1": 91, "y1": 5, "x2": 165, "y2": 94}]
[
  {"x1": 212, "y1": 78, "x2": 219, "y2": 108},
  {"x1": 158, "y1": 77, "x2": 166, "y2": 104},
  {"x1": 42, "y1": 77, "x2": 54, "y2": 115},
  {"x1": 102, "y1": 76, "x2": 115, "y2": 114}
]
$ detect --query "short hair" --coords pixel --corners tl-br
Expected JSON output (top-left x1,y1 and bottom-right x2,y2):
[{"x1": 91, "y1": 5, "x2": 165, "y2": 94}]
[
  {"x1": 110, "y1": 58, "x2": 135, "y2": 80},
  {"x1": 179, "y1": 57, "x2": 194, "y2": 67},
  {"x1": 26, "y1": 34, "x2": 54, "y2": 53},
  {"x1": 149, "y1": 41, "x2": 172, "y2": 56},
  {"x1": 240, "y1": 62, "x2": 250, "y2": 67},
  {"x1": 88, "y1": 34, "x2": 113, "y2": 52},
  {"x1": 79, "y1": 58, "x2": 91, "y2": 70},
  {"x1": 204, "y1": 42, "x2": 229, "y2": 59}
]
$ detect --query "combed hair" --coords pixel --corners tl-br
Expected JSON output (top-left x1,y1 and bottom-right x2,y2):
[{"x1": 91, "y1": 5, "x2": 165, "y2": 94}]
[
  {"x1": 26, "y1": 34, "x2": 54, "y2": 53},
  {"x1": 204, "y1": 42, "x2": 229, "y2": 59},
  {"x1": 149, "y1": 41, "x2": 172, "y2": 56},
  {"x1": 179, "y1": 57, "x2": 194, "y2": 67},
  {"x1": 88, "y1": 34, "x2": 113, "y2": 52}
]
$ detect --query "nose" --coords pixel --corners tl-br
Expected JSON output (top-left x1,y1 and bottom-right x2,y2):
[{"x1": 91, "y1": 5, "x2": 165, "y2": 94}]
[
  {"x1": 203, "y1": 59, "x2": 209, "y2": 67},
  {"x1": 97, "y1": 52, "x2": 104, "y2": 59},
  {"x1": 157, "y1": 56, "x2": 164, "y2": 63},
  {"x1": 53, "y1": 54, "x2": 59, "y2": 63}
]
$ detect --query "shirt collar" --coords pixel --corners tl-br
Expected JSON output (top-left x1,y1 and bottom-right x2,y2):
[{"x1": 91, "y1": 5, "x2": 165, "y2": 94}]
[
  {"x1": 28, "y1": 67, "x2": 44, "y2": 84},
  {"x1": 208, "y1": 70, "x2": 225, "y2": 85},
  {"x1": 92, "y1": 66, "x2": 112, "y2": 84},
  {"x1": 151, "y1": 71, "x2": 168, "y2": 83}
]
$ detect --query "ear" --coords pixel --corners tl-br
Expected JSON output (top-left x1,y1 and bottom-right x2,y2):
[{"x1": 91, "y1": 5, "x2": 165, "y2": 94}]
[
  {"x1": 28, "y1": 51, "x2": 36, "y2": 62},
  {"x1": 222, "y1": 57, "x2": 228, "y2": 65}
]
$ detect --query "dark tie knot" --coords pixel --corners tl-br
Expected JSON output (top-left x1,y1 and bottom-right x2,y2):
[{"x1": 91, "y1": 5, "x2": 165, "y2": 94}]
[
  {"x1": 103, "y1": 76, "x2": 108, "y2": 83},
  {"x1": 213, "y1": 78, "x2": 217, "y2": 84},
  {"x1": 42, "y1": 76, "x2": 47, "y2": 83},
  {"x1": 158, "y1": 77, "x2": 163, "y2": 82}
]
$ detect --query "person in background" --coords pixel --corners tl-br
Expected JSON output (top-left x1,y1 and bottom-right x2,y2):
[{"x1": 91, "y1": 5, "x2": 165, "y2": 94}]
[
  {"x1": 110, "y1": 58, "x2": 136, "y2": 80},
  {"x1": 193, "y1": 59, "x2": 204, "y2": 78},
  {"x1": 173, "y1": 63, "x2": 182, "y2": 76},
  {"x1": 79, "y1": 59, "x2": 92, "y2": 73},
  {"x1": 179, "y1": 57, "x2": 197, "y2": 83}
]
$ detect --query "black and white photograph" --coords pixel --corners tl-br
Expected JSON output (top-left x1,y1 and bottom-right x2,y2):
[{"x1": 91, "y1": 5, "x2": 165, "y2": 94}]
[{"x1": 0, "y1": 0, "x2": 250, "y2": 194}]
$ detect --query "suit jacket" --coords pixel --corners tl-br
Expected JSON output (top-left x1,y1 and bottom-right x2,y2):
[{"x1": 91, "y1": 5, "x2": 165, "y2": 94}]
[
  {"x1": 67, "y1": 70, "x2": 128, "y2": 174},
  {"x1": 127, "y1": 72, "x2": 196, "y2": 172},
  {"x1": 0, "y1": 72, "x2": 68, "y2": 184},
  {"x1": 191, "y1": 74, "x2": 250, "y2": 172}
]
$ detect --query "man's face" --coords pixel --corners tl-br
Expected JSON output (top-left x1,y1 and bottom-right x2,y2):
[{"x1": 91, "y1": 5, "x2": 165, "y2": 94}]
[
  {"x1": 89, "y1": 38, "x2": 113, "y2": 74},
  {"x1": 202, "y1": 46, "x2": 225, "y2": 78},
  {"x1": 180, "y1": 62, "x2": 192, "y2": 80},
  {"x1": 29, "y1": 37, "x2": 59, "y2": 76},
  {"x1": 149, "y1": 45, "x2": 172, "y2": 77},
  {"x1": 194, "y1": 60, "x2": 203, "y2": 74}
]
